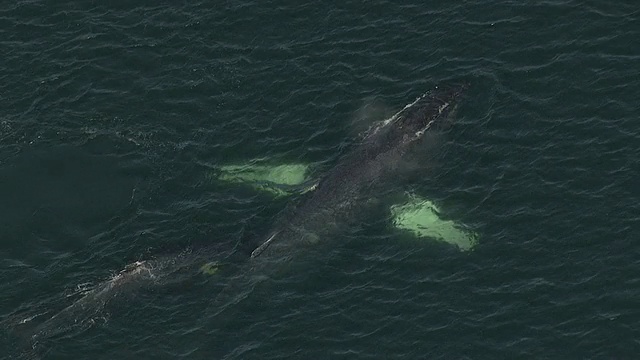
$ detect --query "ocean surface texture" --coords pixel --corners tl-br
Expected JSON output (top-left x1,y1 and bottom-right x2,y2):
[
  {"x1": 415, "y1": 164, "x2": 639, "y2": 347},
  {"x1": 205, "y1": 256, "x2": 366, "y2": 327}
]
[{"x1": 1, "y1": 1, "x2": 639, "y2": 359}]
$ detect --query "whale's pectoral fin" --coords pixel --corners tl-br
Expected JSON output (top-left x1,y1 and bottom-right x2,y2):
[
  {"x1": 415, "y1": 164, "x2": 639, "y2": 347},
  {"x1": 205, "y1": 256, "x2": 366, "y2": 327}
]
[
  {"x1": 200, "y1": 261, "x2": 221, "y2": 275},
  {"x1": 390, "y1": 194, "x2": 478, "y2": 251},
  {"x1": 208, "y1": 161, "x2": 317, "y2": 197}
]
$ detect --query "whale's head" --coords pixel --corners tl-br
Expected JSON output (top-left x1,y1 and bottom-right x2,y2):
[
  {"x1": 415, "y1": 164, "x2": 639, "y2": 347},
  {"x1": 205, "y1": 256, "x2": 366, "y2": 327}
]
[{"x1": 394, "y1": 82, "x2": 469, "y2": 142}]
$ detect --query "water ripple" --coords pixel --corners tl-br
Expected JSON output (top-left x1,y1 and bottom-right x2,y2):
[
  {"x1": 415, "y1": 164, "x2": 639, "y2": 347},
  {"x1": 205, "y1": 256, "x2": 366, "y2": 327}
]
[{"x1": 2, "y1": 0, "x2": 640, "y2": 358}]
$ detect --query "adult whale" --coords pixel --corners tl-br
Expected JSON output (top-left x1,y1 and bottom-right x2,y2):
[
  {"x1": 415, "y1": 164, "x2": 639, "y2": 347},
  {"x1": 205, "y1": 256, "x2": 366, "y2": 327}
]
[
  {"x1": 249, "y1": 82, "x2": 470, "y2": 261},
  {"x1": 6, "y1": 83, "x2": 474, "y2": 356},
  {"x1": 210, "y1": 82, "x2": 474, "y2": 306}
]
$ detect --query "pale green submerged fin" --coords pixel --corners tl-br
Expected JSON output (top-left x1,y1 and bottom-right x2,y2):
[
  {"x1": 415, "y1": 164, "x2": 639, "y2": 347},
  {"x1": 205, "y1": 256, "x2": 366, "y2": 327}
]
[
  {"x1": 211, "y1": 162, "x2": 315, "y2": 196},
  {"x1": 200, "y1": 261, "x2": 221, "y2": 275},
  {"x1": 390, "y1": 195, "x2": 478, "y2": 251}
]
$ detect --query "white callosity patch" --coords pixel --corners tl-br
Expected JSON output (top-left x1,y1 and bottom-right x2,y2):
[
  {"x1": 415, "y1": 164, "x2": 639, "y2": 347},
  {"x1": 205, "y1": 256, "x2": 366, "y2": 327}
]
[
  {"x1": 413, "y1": 102, "x2": 450, "y2": 140},
  {"x1": 366, "y1": 91, "x2": 432, "y2": 138}
]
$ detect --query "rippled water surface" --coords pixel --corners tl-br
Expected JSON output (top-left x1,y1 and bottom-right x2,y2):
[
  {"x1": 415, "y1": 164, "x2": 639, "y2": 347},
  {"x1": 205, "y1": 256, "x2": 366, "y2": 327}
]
[{"x1": 1, "y1": 1, "x2": 639, "y2": 359}]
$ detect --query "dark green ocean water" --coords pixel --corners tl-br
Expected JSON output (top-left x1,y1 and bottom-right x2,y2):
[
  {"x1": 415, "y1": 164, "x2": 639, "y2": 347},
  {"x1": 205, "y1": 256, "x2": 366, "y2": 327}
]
[{"x1": 1, "y1": 1, "x2": 639, "y2": 359}]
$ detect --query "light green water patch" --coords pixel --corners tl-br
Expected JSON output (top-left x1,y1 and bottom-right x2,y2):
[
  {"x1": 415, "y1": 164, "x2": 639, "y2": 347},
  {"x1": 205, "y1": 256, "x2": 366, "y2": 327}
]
[
  {"x1": 391, "y1": 195, "x2": 478, "y2": 251},
  {"x1": 210, "y1": 162, "x2": 312, "y2": 196}
]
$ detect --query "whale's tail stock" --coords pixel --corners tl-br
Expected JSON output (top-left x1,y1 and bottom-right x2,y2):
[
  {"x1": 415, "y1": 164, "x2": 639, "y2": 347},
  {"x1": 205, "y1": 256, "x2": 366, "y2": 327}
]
[
  {"x1": 2, "y1": 247, "x2": 230, "y2": 358},
  {"x1": 1, "y1": 260, "x2": 157, "y2": 358}
]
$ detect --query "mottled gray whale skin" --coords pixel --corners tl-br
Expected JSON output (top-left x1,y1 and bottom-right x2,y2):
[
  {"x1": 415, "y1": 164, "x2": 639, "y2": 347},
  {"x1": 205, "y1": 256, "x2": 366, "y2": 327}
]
[
  {"x1": 249, "y1": 83, "x2": 469, "y2": 262},
  {"x1": 3, "y1": 261, "x2": 159, "y2": 358},
  {"x1": 9, "y1": 248, "x2": 215, "y2": 356},
  {"x1": 207, "y1": 83, "x2": 471, "y2": 311},
  {"x1": 29, "y1": 261, "x2": 156, "y2": 343},
  {"x1": 204, "y1": 83, "x2": 471, "y2": 313}
]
